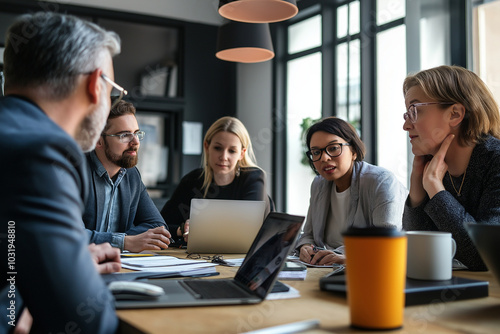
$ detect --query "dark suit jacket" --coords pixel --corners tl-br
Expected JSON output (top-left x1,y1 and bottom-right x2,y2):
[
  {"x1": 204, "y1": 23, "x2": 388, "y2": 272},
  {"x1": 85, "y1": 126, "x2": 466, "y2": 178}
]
[
  {"x1": 83, "y1": 151, "x2": 167, "y2": 247},
  {"x1": 0, "y1": 96, "x2": 117, "y2": 333}
]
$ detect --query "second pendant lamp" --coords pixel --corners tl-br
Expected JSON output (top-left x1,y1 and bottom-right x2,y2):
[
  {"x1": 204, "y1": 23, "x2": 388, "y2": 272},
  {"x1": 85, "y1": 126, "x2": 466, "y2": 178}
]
[{"x1": 216, "y1": 20, "x2": 274, "y2": 63}]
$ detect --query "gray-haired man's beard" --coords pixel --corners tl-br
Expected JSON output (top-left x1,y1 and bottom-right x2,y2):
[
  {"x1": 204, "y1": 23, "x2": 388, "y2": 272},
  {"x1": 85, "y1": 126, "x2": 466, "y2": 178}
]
[{"x1": 75, "y1": 93, "x2": 109, "y2": 152}]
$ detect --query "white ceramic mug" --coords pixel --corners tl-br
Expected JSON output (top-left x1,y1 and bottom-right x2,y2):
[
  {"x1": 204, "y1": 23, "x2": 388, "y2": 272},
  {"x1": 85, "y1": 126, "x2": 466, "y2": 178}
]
[{"x1": 406, "y1": 231, "x2": 457, "y2": 280}]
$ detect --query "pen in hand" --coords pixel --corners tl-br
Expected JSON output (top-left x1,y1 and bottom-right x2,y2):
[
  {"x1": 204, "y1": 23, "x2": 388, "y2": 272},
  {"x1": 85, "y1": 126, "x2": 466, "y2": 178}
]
[
  {"x1": 310, "y1": 245, "x2": 325, "y2": 261},
  {"x1": 312, "y1": 246, "x2": 325, "y2": 252}
]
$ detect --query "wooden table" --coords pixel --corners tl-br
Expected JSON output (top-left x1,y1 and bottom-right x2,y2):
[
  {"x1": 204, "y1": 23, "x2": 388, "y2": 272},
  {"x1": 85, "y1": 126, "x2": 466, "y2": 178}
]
[{"x1": 117, "y1": 249, "x2": 500, "y2": 334}]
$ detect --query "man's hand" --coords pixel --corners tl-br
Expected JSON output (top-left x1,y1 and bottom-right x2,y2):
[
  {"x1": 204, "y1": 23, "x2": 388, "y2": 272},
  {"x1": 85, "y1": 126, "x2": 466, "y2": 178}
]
[
  {"x1": 14, "y1": 308, "x2": 32, "y2": 334},
  {"x1": 124, "y1": 226, "x2": 172, "y2": 252},
  {"x1": 88, "y1": 242, "x2": 121, "y2": 274}
]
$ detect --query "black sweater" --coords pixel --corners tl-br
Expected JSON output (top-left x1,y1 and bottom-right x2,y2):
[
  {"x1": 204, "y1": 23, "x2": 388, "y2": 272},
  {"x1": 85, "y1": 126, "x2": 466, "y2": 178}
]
[{"x1": 403, "y1": 135, "x2": 500, "y2": 270}]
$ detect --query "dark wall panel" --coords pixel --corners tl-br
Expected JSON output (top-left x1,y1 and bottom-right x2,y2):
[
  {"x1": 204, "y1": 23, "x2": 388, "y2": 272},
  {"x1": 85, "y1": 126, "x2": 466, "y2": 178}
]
[{"x1": 182, "y1": 22, "x2": 236, "y2": 175}]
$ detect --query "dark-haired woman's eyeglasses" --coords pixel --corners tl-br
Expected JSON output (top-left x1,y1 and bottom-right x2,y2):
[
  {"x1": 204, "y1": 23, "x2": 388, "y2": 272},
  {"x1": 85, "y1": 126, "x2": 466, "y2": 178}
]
[{"x1": 306, "y1": 143, "x2": 351, "y2": 162}]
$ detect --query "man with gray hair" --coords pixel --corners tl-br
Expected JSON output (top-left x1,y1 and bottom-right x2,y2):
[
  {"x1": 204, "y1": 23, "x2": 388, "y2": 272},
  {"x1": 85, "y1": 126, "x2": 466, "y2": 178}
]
[{"x1": 0, "y1": 12, "x2": 123, "y2": 333}]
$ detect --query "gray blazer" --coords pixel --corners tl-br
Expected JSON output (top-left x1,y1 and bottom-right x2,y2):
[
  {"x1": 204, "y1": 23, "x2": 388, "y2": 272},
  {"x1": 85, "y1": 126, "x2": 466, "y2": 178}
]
[{"x1": 296, "y1": 161, "x2": 407, "y2": 251}]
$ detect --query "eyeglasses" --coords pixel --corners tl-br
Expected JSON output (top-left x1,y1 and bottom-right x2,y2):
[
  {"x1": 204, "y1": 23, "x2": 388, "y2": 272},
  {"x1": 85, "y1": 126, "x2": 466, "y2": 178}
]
[
  {"x1": 100, "y1": 74, "x2": 128, "y2": 109},
  {"x1": 102, "y1": 130, "x2": 145, "y2": 143},
  {"x1": 306, "y1": 143, "x2": 351, "y2": 162},
  {"x1": 187, "y1": 253, "x2": 227, "y2": 265},
  {"x1": 403, "y1": 102, "x2": 454, "y2": 123}
]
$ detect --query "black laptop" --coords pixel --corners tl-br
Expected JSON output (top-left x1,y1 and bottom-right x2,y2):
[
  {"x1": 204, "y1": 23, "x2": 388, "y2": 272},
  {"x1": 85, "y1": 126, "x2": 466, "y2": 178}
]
[
  {"x1": 320, "y1": 274, "x2": 488, "y2": 306},
  {"x1": 115, "y1": 212, "x2": 305, "y2": 309}
]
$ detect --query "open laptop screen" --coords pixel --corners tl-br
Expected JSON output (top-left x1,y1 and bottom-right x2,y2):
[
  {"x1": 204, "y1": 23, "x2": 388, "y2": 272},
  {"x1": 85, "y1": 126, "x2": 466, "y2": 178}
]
[
  {"x1": 234, "y1": 212, "x2": 305, "y2": 299},
  {"x1": 188, "y1": 199, "x2": 266, "y2": 254}
]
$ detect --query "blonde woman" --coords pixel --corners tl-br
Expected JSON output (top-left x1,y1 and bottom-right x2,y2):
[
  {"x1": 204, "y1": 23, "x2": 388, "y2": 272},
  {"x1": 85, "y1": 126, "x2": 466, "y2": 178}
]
[
  {"x1": 402, "y1": 65, "x2": 500, "y2": 270},
  {"x1": 160, "y1": 116, "x2": 270, "y2": 243}
]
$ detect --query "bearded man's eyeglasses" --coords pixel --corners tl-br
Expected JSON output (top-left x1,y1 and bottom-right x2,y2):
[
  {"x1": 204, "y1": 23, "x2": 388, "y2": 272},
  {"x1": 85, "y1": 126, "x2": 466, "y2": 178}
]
[{"x1": 102, "y1": 131, "x2": 145, "y2": 143}]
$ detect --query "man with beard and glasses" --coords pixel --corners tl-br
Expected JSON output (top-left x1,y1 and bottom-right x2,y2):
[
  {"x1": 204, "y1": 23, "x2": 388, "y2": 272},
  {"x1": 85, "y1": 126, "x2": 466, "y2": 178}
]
[
  {"x1": 0, "y1": 12, "x2": 122, "y2": 333},
  {"x1": 83, "y1": 100, "x2": 172, "y2": 252}
]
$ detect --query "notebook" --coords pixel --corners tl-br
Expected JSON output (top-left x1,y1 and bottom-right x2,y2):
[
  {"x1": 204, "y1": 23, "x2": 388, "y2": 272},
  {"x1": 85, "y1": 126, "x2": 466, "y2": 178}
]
[
  {"x1": 187, "y1": 199, "x2": 266, "y2": 254},
  {"x1": 115, "y1": 212, "x2": 305, "y2": 309},
  {"x1": 320, "y1": 274, "x2": 489, "y2": 306}
]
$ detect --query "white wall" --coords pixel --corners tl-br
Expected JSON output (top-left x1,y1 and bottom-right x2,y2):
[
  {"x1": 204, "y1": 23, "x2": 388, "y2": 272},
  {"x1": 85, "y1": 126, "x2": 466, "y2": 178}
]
[
  {"x1": 42, "y1": 0, "x2": 223, "y2": 25},
  {"x1": 236, "y1": 62, "x2": 273, "y2": 195}
]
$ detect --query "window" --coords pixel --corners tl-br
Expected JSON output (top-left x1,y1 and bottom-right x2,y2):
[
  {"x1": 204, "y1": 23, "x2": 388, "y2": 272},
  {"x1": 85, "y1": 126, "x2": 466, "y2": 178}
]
[
  {"x1": 376, "y1": 25, "x2": 407, "y2": 185},
  {"x1": 473, "y1": 0, "x2": 500, "y2": 104},
  {"x1": 276, "y1": 0, "x2": 465, "y2": 212},
  {"x1": 377, "y1": 0, "x2": 405, "y2": 25},
  {"x1": 336, "y1": 0, "x2": 361, "y2": 133},
  {"x1": 285, "y1": 14, "x2": 322, "y2": 216},
  {"x1": 286, "y1": 53, "x2": 322, "y2": 216},
  {"x1": 288, "y1": 15, "x2": 322, "y2": 53}
]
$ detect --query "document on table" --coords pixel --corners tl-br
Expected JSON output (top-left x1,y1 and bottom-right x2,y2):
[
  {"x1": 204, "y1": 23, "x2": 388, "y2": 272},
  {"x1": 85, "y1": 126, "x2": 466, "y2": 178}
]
[
  {"x1": 121, "y1": 255, "x2": 218, "y2": 274},
  {"x1": 266, "y1": 284, "x2": 301, "y2": 300},
  {"x1": 242, "y1": 319, "x2": 320, "y2": 334},
  {"x1": 121, "y1": 255, "x2": 203, "y2": 268},
  {"x1": 221, "y1": 258, "x2": 245, "y2": 267}
]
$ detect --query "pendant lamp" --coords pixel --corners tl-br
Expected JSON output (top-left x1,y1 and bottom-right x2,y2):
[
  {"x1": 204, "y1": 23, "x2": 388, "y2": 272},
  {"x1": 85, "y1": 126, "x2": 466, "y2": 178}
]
[
  {"x1": 219, "y1": 0, "x2": 298, "y2": 23},
  {"x1": 216, "y1": 20, "x2": 274, "y2": 63}
]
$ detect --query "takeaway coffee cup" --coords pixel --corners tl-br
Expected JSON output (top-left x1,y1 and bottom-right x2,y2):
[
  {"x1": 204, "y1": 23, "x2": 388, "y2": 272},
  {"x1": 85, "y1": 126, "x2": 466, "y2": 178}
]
[
  {"x1": 406, "y1": 231, "x2": 456, "y2": 281},
  {"x1": 343, "y1": 227, "x2": 407, "y2": 330}
]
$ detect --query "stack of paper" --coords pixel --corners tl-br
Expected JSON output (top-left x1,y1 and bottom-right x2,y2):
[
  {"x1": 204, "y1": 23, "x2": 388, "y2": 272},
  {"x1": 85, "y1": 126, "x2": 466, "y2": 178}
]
[
  {"x1": 266, "y1": 284, "x2": 301, "y2": 300},
  {"x1": 120, "y1": 255, "x2": 218, "y2": 277}
]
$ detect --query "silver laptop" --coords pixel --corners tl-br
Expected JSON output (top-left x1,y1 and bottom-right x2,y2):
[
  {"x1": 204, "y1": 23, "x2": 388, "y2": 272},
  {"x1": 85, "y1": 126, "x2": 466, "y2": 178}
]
[
  {"x1": 187, "y1": 199, "x2": 266, "y2": 254},
  {"x1": 115, "y1": 212, "x2": 305, "y2": 309}
]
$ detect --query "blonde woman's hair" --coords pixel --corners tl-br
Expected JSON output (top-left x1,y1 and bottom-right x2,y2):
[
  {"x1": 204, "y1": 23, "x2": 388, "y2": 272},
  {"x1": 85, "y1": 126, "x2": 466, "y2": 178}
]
[
  {"x1": 403, "y1": 65, "x2": 500, "y2": 146},
  {"x1": 201, "y1": 116, "x2": 258, "y2": 197}
]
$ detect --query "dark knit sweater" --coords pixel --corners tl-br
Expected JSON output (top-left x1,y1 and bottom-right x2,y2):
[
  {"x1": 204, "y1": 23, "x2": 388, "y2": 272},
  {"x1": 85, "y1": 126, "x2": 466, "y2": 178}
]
[{"x1": 403, "y1": 135, "x2": 500, "y2": 271}]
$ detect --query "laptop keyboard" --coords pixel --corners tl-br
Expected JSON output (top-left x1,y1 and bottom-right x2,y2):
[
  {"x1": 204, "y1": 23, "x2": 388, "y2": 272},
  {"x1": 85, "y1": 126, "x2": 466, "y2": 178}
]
[{"x1": 182, "y1": 280, "x2": 251, "y2": 299}]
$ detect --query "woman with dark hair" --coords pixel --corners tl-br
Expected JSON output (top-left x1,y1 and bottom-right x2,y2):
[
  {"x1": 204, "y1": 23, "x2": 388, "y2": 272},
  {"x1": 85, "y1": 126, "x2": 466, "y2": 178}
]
[{"x1": 296, "y1": 117, "x2": 407, "y2": 265}]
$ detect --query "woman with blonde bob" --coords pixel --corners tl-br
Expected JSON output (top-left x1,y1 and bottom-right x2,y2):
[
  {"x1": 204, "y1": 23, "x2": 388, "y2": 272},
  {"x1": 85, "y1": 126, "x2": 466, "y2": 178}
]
[
  {"x1": 161, "y1": 116, "x2": 270, "y2": 242},
  {"x1": 402, "y1": 65, "x2": 500, "y2": 270}
]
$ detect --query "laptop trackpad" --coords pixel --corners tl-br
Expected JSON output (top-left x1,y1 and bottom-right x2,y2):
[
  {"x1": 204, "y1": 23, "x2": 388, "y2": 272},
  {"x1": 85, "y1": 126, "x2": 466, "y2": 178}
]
[{"x1": 146, "y1": 280, "x2": 198, "y2": 301}]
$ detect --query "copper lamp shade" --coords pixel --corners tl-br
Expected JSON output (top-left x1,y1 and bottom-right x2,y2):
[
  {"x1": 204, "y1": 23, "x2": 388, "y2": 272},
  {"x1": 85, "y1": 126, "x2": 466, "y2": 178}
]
[
  {"x1": 216, "y1": 21, "x2": 274, "y2": 63},
  {"x1": 219, "y1": 0, "x2": 298, "y2": 23}
]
